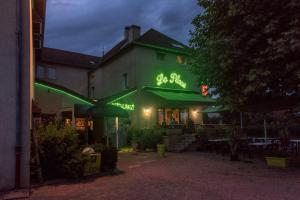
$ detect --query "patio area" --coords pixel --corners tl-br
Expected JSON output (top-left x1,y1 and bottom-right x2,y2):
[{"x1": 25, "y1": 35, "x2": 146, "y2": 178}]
[{"x1": 29, "y1": 152, "x2": 300, "y2": 200}]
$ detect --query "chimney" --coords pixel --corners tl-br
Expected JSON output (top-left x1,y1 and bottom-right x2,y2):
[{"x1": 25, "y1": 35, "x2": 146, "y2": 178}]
[
  {"x1": 126, "y1": 25, "x2": 141, "y2": 42},
  {"x1": 124, "y1": 26, "x2": 130, "y2": 41}
]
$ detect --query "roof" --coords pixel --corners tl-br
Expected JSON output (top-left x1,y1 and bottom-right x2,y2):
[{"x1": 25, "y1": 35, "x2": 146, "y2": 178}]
[
  {"x1": 135, "y1": 29, "x2": 189, "y2": 52},
  {"x1": 96, "y1": 87, "x2": 138, "y2": 105},
  {"x1": 98, "y1": 28, "x2": 190, "y2": 67},
  {"x1": 35, "y1": 79, "x2": 95, "y2": 106},
  {"x1": 39, "y1": 47, "x2": 100, "y2": 70},
  {"x1": 143, "y1": 86, "x2": 216, "y2": 105}
]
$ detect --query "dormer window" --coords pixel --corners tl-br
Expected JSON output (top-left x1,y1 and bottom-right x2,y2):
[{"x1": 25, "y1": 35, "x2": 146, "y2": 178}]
[
  {"x1": 156, "y1": 52, "x2": 165, "y2": 61},
  {"x1": 176, "y1": 55, "x2": 186, "y2": 65}
]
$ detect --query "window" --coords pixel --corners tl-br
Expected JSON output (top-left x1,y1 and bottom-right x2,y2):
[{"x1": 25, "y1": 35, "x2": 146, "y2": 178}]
[
  {"x1": 36, "y1": 65, "x2": 45, "y2": 79},
  {"x1": 176, "y1": 55, "x2": 186, "y2": 65},
  {"x1": 47, "y1": 67, "x2": 56, "y2": 80},
  {"x1": 123, "y1": 73, "x2": 128, "y2": 89},
  {"x1": 156, "y1": 52, "x2": 165, "y2": 61}
]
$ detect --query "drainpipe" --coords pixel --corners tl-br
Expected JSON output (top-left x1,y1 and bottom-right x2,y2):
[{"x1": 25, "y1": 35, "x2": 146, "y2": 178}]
[{"x1": 15, "y1": 0, "x2": 23, "y2": 189}]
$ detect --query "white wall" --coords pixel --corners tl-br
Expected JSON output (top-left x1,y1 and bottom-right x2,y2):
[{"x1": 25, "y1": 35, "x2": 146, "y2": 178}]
[{"x1": 0, "y1": 0, "x2": 32, "y2": 191}]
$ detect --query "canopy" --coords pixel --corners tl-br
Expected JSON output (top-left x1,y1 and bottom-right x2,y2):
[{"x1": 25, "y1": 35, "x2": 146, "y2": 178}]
[
  {"x1": 88, "y1": 105, "x2": 129, "y2": 118},
  {"x1": 202, "y1": 105, "x2": 230, "y2": 113},
  {"x1": 144, "y1": 87, "x2": 215, "y2": 105}
]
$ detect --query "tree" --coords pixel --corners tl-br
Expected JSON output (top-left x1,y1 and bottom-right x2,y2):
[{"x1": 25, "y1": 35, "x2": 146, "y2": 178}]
[{"x1": 190, "y1": 0, "x2": 300, "y2": 110}]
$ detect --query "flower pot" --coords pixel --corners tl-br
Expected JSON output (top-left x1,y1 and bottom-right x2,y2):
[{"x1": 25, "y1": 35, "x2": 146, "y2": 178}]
[
  {"x1": 157, "y1": 144, "x2": 165, "y2": 158},
  {"x1": 265, "y1": 157, "x2": 288, "y2": 168}
]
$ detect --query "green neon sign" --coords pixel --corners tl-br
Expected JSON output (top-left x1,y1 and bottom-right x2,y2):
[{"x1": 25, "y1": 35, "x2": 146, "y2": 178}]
[
  {"x1": 35, "y1": 82, "x2": 94, "y2": 106},
  {"x1": 156, "y1": 73, "x2": 187, "y2": 88},
  {"x1": 111, "y1": 102, "x2": 135, "y2": 111}
]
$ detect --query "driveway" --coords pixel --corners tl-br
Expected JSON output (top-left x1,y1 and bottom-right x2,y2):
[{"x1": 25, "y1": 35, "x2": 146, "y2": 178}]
[{"x1": 30, "y1": 152, "x2": 300, "y2": 200}]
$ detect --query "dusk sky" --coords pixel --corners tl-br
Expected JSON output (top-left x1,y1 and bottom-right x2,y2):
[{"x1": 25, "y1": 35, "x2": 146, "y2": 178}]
[{"x1": 44, "y1": 0, "x2": 201, "y2": 56}]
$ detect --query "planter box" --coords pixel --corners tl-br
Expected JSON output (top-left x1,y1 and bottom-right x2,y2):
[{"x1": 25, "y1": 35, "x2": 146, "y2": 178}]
[
  {"x1": 265, "y1": 157, "x2": 288, "y2": 168},
  {"x1": 83, "y1": 153, "x2": 101, "y2": 176},
  {"x1": 157, "y1": 144, "x2": 166, "y2": 158}
]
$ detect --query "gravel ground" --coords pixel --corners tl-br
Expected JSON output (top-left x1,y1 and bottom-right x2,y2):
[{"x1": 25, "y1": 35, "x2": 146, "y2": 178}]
[{"x1": 29, "y1": 152, "x2": 300, "y2": 200}]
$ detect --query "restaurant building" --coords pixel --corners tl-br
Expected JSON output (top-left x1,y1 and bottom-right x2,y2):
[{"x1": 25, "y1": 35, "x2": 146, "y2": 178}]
[{"x1": 90, "y1": 25, "x2": 215, "y2": 130}]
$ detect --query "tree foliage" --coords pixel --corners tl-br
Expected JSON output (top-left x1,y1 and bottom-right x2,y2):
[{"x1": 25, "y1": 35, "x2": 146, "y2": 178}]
[{"x1": 190, "y1": 0, "x2": 300, "y2": 110}]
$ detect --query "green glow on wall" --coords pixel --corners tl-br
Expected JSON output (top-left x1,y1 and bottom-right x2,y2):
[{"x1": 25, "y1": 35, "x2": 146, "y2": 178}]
[
  {"x1": 156, "y1": 73, "x2": 187, "y2": 88},
  {"x1": 35, "y1": 82, "x2": 94, "y2": 106},
  {"x1": 111, "y1": 102, "x2": 135, "y2": 111},
  {"x1": 107, "y1": 89, "x2": 137, "y2": 104}
]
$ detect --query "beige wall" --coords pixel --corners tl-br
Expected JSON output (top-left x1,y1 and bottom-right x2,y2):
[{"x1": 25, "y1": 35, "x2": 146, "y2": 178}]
[
  {"x1": 91, "y1": 45, "x2": 203, "y2": 129},
  {"x1": 34, "y1": 85, "x2": 88, "y2": 126},
  {"x1": 90, "y1": 49, "x2": 137, "y2": 99},
  {"x1": 37, "y1": 63, "x2": 89, "y2": 97},
  {"x1": 91, "y1": 46, "x2": 199, "y2": 99},
  {"x1": 0, "y1": 0, "x2": 32, "y2": 191}
]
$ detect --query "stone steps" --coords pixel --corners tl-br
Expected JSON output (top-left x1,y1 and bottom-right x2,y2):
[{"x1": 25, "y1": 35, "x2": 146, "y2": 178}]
[{"x1": 168, "y1": 134, "x2": 197, "y2": 152}]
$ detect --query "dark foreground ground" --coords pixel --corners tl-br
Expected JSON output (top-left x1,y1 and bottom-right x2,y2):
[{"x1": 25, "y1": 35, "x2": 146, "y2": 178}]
[{"x1": 29, "y1": 152, "x2": 300, "y2": 200}]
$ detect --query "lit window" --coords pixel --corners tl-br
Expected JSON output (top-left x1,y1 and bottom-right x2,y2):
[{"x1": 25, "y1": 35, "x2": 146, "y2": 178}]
[
  {"x1": 123, "y1": 73, "x2": 128, "y2": 89},
  {"x1": 36, "y1": 65, "x2": 45, "y2": 79},
  {"x1": 176, "y1": 55, "x2": 186, "y2": 65},
  {"x1": 156, "y1": 52, "x2": 165, "y2": 61},
  {"x1": 47, "y1": 68, "x2": 56, "y2": 80}
]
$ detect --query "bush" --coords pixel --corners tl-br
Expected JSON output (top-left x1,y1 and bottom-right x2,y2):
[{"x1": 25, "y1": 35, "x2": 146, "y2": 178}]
[
  {"x1": 129, "y1": 128, "x2": 163, "y2": 151},
  {"x1": 37, "y1": 124, "x2": 83, "y2": 180}
]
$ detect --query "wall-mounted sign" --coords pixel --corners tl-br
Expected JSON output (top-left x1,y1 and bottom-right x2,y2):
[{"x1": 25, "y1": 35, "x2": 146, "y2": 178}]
[
  {"x1": 156, "y1": 73, "x2": 187, "y2": 88},
  {"x1": 111, "y1": 102, "x2": 135, "y2": 111},
  {"x1": 201, "y1": 84, "x2": 208, "y2": 96}
]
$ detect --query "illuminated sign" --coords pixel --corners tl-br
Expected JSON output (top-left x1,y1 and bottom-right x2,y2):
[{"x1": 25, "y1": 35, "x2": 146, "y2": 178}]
[
  {"x1": 111, "y1": 102, "x2": 135, "y2": 111},
  {"x1": 201, "y1": 85, "x2": 208, "y2": 96},
  {"x1": 156, "y1": 73, "x2": 186, "y2": 88}
]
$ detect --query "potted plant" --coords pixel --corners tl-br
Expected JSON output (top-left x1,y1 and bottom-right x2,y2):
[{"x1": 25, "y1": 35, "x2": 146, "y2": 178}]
[
  {"x1": 156, "y1": 131, "x2": 165, "y2": 158},
  {"x1": 265, "y1": 126, "x2": 290, "y2": 168},
  {"x1": 265, "y1": 152, "x2": 289, "y2": 168}
]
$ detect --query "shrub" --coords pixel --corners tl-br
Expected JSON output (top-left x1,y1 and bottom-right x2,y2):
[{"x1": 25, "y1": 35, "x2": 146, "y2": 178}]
[
  {"x1": 129, "y1": 128, "x2": 163, "y2": 151},
  {"x1": 37, "y1": 124, "x2": 83, "y2": 179}
]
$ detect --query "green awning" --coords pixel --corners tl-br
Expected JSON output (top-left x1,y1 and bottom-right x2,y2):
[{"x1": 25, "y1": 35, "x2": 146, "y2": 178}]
[
  {"x1": 202, "y1": 105, "x2": 230, "y2": 113},
  {"x1": 144, "y1": 87, "x2": 215, "y2": 105},
  {"x1": 89, "y1": 105, "x2": 129, "y2": 118}
]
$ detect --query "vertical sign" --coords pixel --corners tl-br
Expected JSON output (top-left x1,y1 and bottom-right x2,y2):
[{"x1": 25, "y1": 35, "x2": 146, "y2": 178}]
[{"x1": 201, "y1": 85, "x2": 208, "y2": 96}]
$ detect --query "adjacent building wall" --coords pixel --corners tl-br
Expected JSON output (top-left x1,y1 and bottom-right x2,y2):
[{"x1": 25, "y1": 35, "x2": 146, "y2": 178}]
[
  {"x1": 37, "y1": 63, "x2": 90, "y2": 97},
  {"x1": 0, "y1": 0, "x2": 32, "y2": 191}
]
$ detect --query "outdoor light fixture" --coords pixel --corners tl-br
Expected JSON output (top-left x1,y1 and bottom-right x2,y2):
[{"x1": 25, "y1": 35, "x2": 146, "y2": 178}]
[{"x1": 143, "y1": 108, "x2": 151, "y2": 116}]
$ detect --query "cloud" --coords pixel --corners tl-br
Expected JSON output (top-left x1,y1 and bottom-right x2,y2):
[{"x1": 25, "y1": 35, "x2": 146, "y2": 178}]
[{"x1": 44, "y1": 0, "x2": 201, "y2": 56}]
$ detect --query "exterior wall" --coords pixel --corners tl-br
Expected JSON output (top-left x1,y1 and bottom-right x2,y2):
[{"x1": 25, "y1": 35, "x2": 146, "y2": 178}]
[
  {"x1": 134, "y1": 46, "x2": 199, "y2": 91},
  {"x1": 34, "y1": 85, "x2": 91, "y2": 126},
  {"x1": 91, "y1": 46, "x2": 199, "y2": 99},
  {"x1": 0, "y1": 0, "x2": 32, "y2": 191},
  {"x1": 90, "y1": 49, "x2": 137, "y2": 99},
  {"x1": 37, "y1": 63, "x2": 89, "y2": 97}
]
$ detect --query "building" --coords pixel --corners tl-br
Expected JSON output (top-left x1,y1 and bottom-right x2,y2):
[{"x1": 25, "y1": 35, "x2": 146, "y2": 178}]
[
  {"x1": 33, "y1": 47, "x2": 99, "y2": 128},
  {"x1": 0, "y1": 0, "x2": 45, "y2": 191},
  {"x1": 36, "y1": 47, "x2": 99, "y2": 96},
  {"x1": 90, "y1": 25, "x2": 215, "y2": 131}
]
